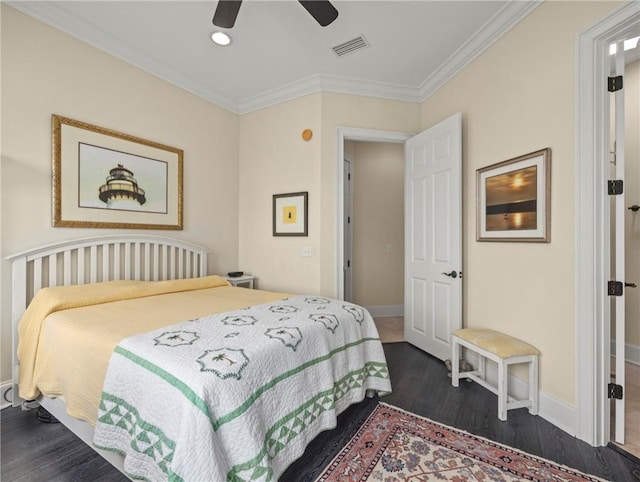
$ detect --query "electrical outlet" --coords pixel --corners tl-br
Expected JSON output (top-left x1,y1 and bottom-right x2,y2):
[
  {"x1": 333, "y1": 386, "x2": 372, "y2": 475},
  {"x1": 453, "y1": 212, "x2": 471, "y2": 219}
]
[
  {"x1": 386, "y1": 244, "x2": 393, "y2": 254},
  {"x1": 302, "y1": 246, "x2": 312, "y2": 257}
]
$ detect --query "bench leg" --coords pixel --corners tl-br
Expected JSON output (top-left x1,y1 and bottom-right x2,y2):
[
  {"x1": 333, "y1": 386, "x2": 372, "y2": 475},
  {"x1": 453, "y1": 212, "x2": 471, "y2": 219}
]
[
  {"x1": 529, "y1": 356, "x2": 539, "y2": 415},
  {"x1": 498, "y1": 359, "x2": 508, "y2": 421},
  {"x1": 479, "y1": 353, "x2": 486, "y2": 381},
  {"x1": 451, "y1": 339, "x2": 460, "y2": 388}
]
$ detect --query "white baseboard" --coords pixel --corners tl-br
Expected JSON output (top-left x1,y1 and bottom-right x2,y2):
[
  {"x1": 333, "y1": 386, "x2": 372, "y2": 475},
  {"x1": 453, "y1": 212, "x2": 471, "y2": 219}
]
[
  {"x1": 538, "y1": 392, "x2": 577, "y2": 436},
  {"x1": 610, "y1": 340, "x2": 640, "y2": 366},
  {"x1": 0, "y1": 381, "x2": 13, "y2": 410},
  {"x1": 461, "y1": 351, "x2": 576, "y2": 436},
  {"x1": 365, "y1": 305, "x2": 403, "y2": 318}
]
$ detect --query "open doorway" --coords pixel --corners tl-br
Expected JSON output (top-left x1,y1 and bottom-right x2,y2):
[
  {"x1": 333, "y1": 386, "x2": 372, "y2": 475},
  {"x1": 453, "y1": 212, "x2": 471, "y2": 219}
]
[
  {"x1": 343, "y1": 140, "x2": 405, "y2": 343},
  {"x1": 336, "y1": 116, "x2": 463, "y2": 354},
  {"x1": 336, "y1": 127, "x2": 412, "y2": 345},
  {"x1": 575, "y1": 2, "x2": 639, "y2": 449},
  {"x1": 609, "y1": 36, "x2": 640, "y2": 459}
]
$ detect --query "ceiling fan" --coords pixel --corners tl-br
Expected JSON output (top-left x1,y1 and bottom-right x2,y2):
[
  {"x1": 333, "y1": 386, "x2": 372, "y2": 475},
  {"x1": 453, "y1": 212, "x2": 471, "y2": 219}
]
[{"x1": 212, "y1": 0, "x2": 339, "y2": 29}]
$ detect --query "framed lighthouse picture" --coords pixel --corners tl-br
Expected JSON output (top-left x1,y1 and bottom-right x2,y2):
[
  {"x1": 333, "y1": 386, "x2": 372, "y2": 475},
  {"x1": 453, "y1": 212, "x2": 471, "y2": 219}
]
[{"x1": 52, "y1": 115, "x2": 183, "y2": 230}]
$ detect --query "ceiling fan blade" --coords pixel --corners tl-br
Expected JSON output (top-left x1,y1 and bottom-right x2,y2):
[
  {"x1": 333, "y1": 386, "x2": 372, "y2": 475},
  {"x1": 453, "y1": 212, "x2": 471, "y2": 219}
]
[
  {"x1": 212, "y1": 0, "x2": 243, "y2": 29},
  {"x1": 298, "y1": 1, "x2": 338, "y2": 27}
]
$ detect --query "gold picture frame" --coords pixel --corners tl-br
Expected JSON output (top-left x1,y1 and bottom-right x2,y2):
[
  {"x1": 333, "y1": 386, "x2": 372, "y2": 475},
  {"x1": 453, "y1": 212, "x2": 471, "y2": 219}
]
[
  {"x1": 476, "y1": 148, "x2": 551, "y2": 242},
  {"x1": 273, "y1": 192, "x2": 308, "y2": 236},
  {"x1": 52, "y1": 114, "x2": 183, "y2": 230}
]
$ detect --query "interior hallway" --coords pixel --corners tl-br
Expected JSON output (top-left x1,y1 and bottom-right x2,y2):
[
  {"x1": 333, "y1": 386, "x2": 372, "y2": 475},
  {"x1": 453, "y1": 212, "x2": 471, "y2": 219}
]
[
  {"x1": 612, "y1": 360, "x2": 640, "y2": 461},
  {"x1": 373, "y1": 316, "x2": 404, "y2": 343}
]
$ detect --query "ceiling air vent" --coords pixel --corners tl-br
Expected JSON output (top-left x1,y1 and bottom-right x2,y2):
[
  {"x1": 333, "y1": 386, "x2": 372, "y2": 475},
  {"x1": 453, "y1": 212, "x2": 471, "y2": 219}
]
[{"x1": 332, "y1": 36, "x2": 370, "y2": 58}]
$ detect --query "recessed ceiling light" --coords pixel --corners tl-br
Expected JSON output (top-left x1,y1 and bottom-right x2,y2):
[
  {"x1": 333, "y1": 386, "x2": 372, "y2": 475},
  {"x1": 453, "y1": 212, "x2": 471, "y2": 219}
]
[
  {"x1": 211, "y1": 31, "x2": 232, "y2": 46},
  {"x1": 609, "y1": 36, "x2": 639, "y2": 55}
]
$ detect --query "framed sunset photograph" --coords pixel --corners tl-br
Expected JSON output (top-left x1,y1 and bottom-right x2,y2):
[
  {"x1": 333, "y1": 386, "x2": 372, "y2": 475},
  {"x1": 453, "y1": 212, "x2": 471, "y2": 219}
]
[{"x1": 477, "y1": 148, "x2": 551, "y2": 242}]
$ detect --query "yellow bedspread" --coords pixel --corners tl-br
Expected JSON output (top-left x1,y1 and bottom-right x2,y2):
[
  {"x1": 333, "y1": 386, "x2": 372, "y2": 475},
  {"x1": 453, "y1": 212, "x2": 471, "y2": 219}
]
[{"x1": 17, "y1": 275, "x2": 289, "y2": 424}]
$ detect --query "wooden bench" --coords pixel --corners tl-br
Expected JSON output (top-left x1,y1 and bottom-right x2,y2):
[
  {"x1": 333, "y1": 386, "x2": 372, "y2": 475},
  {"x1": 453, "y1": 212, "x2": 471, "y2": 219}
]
[{"x1": 451, "y1": 328, "x2": 539, "y2": 421}]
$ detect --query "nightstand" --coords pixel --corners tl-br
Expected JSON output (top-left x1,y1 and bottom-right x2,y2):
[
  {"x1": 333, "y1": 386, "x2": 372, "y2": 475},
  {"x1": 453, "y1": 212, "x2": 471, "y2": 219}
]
[{"x1": 223, "y1": 274, "x2": 255, "y2": 289}]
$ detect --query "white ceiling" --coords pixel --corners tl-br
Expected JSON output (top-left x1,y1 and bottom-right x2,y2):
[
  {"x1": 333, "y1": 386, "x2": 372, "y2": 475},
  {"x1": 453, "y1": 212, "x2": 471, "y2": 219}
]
[{"x1": 9, "y1": 1, "x2": 541, "y2": 114}]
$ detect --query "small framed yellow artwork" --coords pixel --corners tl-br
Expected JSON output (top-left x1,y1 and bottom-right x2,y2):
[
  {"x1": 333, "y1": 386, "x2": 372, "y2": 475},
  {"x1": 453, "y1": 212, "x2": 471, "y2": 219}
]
[{"x1": 273, "y1": 192, "x2": 308, "y2": 236}]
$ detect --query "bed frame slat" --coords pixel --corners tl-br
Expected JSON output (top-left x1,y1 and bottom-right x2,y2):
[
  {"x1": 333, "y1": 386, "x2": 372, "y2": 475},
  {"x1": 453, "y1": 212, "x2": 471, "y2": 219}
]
[
  {"x1": 5, "y1": 235, "x2": 209, "y2": 407},
  {"x1": 162, "y1": 246, "x2": 168, "y2": 280},
  {"x1": 63, "y1": 251, "x2": 71, "y2": 285},
  {"x1": 48, "y1": 254, "x2": 57, "y2": 287},
  {"x1": 144, "y1": 244, "x2": 151, "y2": 280},
  {"x1": 78, "y1": 247, "x2": 85, "y2": 284},
  {"x1": 153, "y1": 243, "x2": 159, "y2": 280},
  {"x1": 114, "y1": 244, "x2": 121, "y2": 280},
  {"x1": 90, "y1": 245, "x2": 98, "y2": 284},
  {"x1": 33, "y1": 258, "x2": 42, "y2": 296},
  {"x1": 134, "y1": 243, "x2": 141, "y2": 280},
  {"x1": 102, "y1": 244, "x2": 110, "y2": 282},
  {"x1": 124, "y1": 243, "x2": 131, "y2": 280}
]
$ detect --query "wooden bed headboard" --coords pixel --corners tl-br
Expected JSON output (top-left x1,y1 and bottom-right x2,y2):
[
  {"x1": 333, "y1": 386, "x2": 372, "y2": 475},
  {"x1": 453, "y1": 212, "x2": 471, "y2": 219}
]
[{"x1": 5, "y1": 234, "x2": 209, "y2": 405}]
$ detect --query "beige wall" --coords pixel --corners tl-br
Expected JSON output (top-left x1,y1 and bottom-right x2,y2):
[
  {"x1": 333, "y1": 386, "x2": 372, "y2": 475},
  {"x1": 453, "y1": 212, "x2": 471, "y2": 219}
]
[
  {"x1": 349, "y1": 141, "x2": 404, "y2": 307},
  {"x1": 238, "y1": 93, "x2": 323, "y2": 294},
  {"x1": 0, "y1": 6, "x2": 241, "y2": 382},
  {"x1": 239, "y1": 93, "x2": 420, "y2": 296},
  {"x1": 419, "y1": 1, "x2": 620, "y2": 406}
]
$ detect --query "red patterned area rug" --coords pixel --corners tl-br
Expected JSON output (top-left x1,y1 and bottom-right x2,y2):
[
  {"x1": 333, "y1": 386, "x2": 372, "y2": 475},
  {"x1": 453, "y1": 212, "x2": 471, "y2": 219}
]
[{"x1": 315, "y1": 403, "x2": 604, "y2": 481}]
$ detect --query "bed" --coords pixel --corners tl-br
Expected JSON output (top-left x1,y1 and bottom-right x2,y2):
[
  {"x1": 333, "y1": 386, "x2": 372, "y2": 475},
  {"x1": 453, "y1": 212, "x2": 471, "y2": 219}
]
[{"x1": 7, "y1": 235, "x2": 391, "y2": 481}]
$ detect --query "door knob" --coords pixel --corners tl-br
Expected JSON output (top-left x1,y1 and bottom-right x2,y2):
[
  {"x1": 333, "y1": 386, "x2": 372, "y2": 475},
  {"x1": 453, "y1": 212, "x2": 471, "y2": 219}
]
[
  {"x1": 628, "y1": 205, "x2": 639, "y2": 212},
  {"x1": 625, "y1": 282, "x2": 637, "y2": 288},
  {"x1": 442, "y1": 271, "x2": 458, "y2": 278}
]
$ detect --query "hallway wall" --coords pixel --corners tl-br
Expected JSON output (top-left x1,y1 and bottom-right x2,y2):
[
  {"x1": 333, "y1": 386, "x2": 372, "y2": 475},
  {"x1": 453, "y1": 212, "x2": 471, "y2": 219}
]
[{"x1": 346, "y1": 141, "x2": 404, "y2": 309}]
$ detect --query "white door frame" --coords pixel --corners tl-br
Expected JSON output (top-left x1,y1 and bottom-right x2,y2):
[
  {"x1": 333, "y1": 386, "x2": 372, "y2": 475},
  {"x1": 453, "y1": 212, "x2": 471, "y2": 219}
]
[
  {"x1": 336, "y1": 127, "x2": 413, "y2": 300},
  {"x1": 343, "y1": 155, "x2": 354, "y2": 302},
  {"x1": 575, "y1": 1, "x2": 640, "y2": 447}
]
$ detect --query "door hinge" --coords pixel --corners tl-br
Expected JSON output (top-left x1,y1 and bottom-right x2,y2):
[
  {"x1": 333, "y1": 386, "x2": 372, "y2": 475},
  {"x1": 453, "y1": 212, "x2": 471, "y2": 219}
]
[
  {"x1": 608, "y1": 383, "x2": 623, "y2": 400},
  {"x1": 608, "y1": 281, "x2": 623, "y2": 296},
  {"x1": 608, "y1": 180, "x2": 623, "y2": 195},
  {"x1": 608, "y1": 75, "x2": 623, "y2": 92},
  {"x1": 348, "y1": 173, "x2": 351, "y2": 181},
  {"x1": 347, "y1": 216, "x2": 351, "y2": 224},
  {"x1": 347, "y1": 260, "x2": 350, "y2": 268}
]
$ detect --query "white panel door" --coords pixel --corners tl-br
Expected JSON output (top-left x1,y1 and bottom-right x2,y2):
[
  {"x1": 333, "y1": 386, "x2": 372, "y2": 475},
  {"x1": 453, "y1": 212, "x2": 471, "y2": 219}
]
[{"x1": 404, "y1": 113, "x2": 462, "y2": 361}]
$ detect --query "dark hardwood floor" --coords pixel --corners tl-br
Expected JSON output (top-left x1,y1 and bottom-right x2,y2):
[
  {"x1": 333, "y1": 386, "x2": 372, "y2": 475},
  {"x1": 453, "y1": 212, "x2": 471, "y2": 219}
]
[{"x1": 2, "y1": 342, "x2": 639, "y2": 481}]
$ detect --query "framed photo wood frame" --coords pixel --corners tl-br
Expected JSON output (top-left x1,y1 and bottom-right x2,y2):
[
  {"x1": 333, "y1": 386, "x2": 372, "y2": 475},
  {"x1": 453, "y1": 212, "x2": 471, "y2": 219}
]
[
  {"x1": 273, "y1": 192, "x2": 308, "y2": 236},
  {"x1": 476, "y1": 148, "x2": 551, "y2": 242},
  {"x1": 52, "y1": 114, "x2": 183, "y2": 230}
]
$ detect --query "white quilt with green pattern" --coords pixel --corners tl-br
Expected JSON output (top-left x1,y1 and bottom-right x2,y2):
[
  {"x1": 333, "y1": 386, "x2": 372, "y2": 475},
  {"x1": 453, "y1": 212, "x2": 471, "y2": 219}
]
[{"x1": 93, "y1": 296, "x2": 391, "y2": 481}]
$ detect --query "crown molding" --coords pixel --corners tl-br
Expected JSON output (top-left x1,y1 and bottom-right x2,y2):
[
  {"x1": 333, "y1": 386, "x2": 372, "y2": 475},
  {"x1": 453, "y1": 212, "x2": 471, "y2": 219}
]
[
  {"x1": 418, "y1": 0, "x2": 542, "y2": 102},
  {"x1": 239, "y1": 1, "x2": 541, "y2": 113},
  {"x1": 237, "y1": 74, "x2": 421, "y2": 114},
  {"x1": 6, "y1": 1, "x2": 240, "y2": 114},
  {"x1": 8, "y1": 0, "x2": 540, "y2": 115}
]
